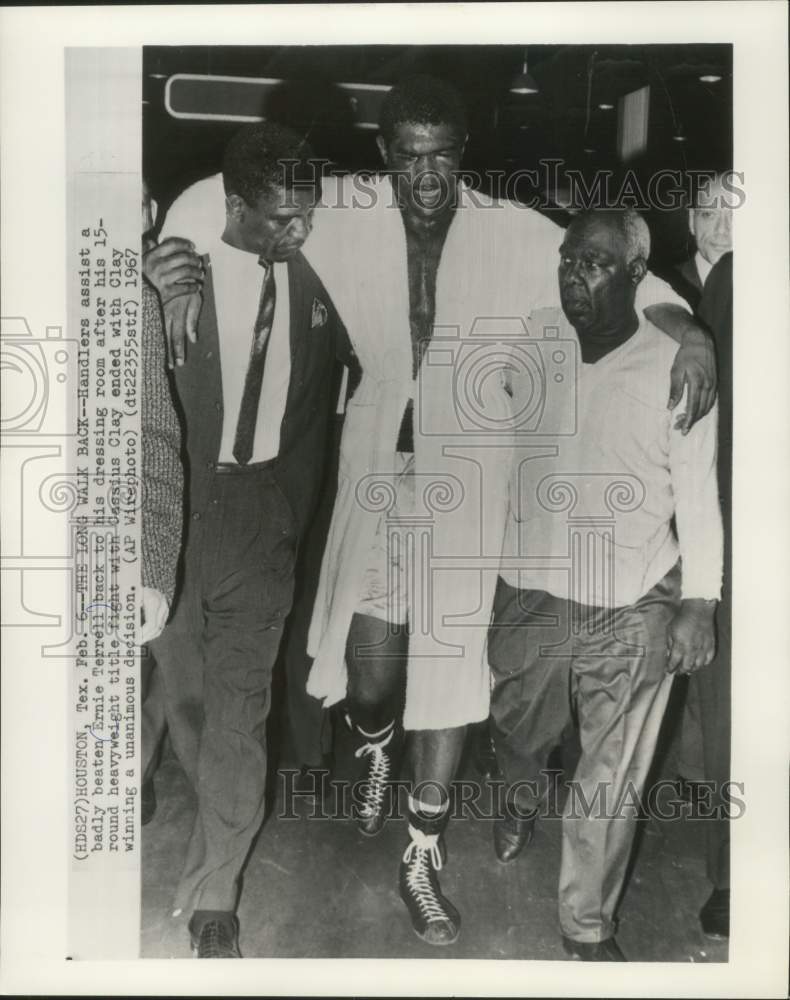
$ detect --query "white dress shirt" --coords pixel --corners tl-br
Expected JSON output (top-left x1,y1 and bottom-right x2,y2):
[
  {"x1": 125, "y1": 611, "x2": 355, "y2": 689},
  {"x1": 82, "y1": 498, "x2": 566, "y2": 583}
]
[
  {"x1": 210, "y1": 240, "x2": 290, "y2": 463},
  {"x1": 161, "y1": 179, "x2": 291, "y2": 463}
]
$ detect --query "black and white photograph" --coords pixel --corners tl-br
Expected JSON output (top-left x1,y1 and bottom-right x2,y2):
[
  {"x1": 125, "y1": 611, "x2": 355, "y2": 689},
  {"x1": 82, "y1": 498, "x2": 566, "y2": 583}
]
[
  {"x1": 1, "y1": 3, "x2": 788, "y2": 997},
  {"x1": 140, "y1": 41, "x2": 737, "y2": 963}
]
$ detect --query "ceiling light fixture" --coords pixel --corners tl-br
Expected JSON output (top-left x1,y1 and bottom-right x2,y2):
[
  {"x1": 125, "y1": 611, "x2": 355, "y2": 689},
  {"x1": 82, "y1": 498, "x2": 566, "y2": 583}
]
[
  {"x1": 653, "y1": 60, "x2": 689, "y2": 151},
  {"x1": 699, "y1": 74, "x2": 722, "y2": 83},
  {"x1": 598, "y1": 102, "x2": 614, "y2": 110},
  {"x1": 510, "y1": 50, "x2": 539, "y2": 95}
]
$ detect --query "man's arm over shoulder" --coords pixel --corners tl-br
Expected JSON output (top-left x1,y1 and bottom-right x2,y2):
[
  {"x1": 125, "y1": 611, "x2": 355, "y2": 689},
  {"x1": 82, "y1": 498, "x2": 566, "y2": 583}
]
[
  {"x1": 637, "y1": 270, "x2": 717, "y2": 433},
  {"x1": 664, "y1": 398, "x2": 722, "y2": 674},
  {"x1": 669, "y1": 399, "x2": 723, "y2": 602},
  {"x1": 509, "y1": 209, "x2": 715, "y2": 430},
  {"x1": 507, "y1": 205, "x2": 565, "y2": 309},
  {"x1": 301, "y1": 172, "x2": 362, "y2": 315},
  {"x1": 159, "y1": 173, "x2": 225, "y2": 248},
  {"x1": 146, "y1": 174, "x2": 224, "y2": 364}
]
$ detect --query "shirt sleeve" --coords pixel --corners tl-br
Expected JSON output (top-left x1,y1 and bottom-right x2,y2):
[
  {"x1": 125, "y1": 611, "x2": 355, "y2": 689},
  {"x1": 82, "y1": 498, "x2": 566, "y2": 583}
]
[
  {"x1": 511, "y1": 207, "x2": 564, "y2": 312},
  {"x1": 159, "y1": 174, "x2": 225, "y2": 252},
  {"x1": 669, "y1": 398, "x2": 723, "y2": 600},
  {"x1": 301, "y1": 173, "x2": 353, "y2": 307},
  {"x1": 636, "y1": 270, "x2": 690, "y2": 313}
]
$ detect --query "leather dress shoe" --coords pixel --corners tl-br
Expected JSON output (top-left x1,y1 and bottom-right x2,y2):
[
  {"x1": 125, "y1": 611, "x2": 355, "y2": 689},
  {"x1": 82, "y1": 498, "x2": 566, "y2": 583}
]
[
  {"x1": 699, "y1": 888, "x2": 729, "y2": 939},
  {"x1": 493, "y1": 813, "x2": 536, "y2": 863},
  {"x1": 562, "y1": 935, "x2": 626, "y2": 961},
  {"x1": 471, "y1": 721, "x2": 501, "y2": 779}
]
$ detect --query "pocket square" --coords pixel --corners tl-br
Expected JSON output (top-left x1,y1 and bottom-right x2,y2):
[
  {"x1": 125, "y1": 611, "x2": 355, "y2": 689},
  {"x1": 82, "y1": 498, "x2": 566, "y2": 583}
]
[{"x1": 311, "y1": 297, "x2": 328, "y2": 329}]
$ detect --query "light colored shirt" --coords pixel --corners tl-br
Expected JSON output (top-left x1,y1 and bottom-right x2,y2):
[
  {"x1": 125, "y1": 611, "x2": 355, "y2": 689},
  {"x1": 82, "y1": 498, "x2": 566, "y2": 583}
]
[
  {"x1": 695, "y1": 250, "x2": 714, "y2": 288},
  {"x1": 162, "y1": 180, "x2": 290, "y2": 463},
  {"x1": 501, "y1": 310, "x2": 723, "y2": 607}
]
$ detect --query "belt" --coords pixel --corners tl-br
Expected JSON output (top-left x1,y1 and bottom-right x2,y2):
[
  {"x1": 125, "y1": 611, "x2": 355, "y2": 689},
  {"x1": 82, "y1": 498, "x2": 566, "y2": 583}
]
[{"x1": 214, "y1": 458, "x2": 278, "y2": 475}]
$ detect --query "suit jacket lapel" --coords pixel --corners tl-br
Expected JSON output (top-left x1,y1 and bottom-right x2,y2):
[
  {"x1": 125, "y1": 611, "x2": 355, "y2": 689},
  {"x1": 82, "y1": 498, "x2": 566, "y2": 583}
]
[
  {"x1": 171, "y1": 253, "x2": 223, "y2": 465},
  {"x1": 675, "y1": 257, "x2": 703, "y2": 310},
  {"x1": 679, "y1": 256, "x2": 703, "y2": 291},
  {"x1": 198, "y1": 254, "x2": 222, "y2": 403},
  {"x1": 285, "y1": 255, "x2": 308, "y2": 411}
]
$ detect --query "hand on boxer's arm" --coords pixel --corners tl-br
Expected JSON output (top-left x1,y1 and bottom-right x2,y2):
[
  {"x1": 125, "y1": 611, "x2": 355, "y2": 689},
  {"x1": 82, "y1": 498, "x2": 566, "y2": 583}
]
[
  {"x1": 665, "y1": 599, "x2": 717, "y2": 675},
  {"x1": 163, "y1": 291, "x2": 202, "y2": 368},
  {"x1": 143, "y1": 238, "x2": 204, "y2": 367},
  {"x1": 643, "y1": 304, "x2": 718, "y2": 434},
  {"x1": 143, "y1": 237, "x2": 203, "y2": 304}
]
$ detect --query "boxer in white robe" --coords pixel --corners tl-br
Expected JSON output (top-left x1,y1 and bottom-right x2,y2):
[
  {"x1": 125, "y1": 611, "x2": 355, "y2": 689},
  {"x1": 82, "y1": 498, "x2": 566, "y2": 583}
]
[{"x1": 149, "y1": 75, "x2": 718, "y2": 948}]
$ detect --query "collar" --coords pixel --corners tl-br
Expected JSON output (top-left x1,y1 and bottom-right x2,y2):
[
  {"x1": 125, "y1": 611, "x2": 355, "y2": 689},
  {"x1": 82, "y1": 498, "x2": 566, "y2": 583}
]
[{"x1": 695, "y1": 250, "x2": 714, "y2": 287}]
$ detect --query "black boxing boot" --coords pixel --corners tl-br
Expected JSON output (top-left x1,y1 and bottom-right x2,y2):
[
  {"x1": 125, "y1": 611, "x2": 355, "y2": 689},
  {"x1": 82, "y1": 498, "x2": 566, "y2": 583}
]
[
  {"x1": 398, "y1": 799, "x2": 459, "y2": 946},
  {"x1": 351, "y1": 718, "x2": 400, "y2": 836}
]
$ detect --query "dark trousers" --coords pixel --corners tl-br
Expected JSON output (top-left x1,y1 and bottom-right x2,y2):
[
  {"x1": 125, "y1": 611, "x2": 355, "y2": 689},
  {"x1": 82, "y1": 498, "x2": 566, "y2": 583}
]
[
  {"x1": 280, "y1": 416, "x2": 344, "y2": 766},
  {"x1": 154, "y1": 464, "x2": 297, "y2": 913},
  {"x1": 488, "y1": 564, "x2": 680, "y2": 943},
  {"x1": 141, "y1": 647, "x2": 165, "y2": 782},
  {"x1": 691, "y1": 544, "x2": 731, "y2": 890}
]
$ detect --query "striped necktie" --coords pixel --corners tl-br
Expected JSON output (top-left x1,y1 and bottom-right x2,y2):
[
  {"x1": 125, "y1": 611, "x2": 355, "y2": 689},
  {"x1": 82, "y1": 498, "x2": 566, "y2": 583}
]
[{"x1": 233, "y1": 258, "x2": 277, "y2": 465}]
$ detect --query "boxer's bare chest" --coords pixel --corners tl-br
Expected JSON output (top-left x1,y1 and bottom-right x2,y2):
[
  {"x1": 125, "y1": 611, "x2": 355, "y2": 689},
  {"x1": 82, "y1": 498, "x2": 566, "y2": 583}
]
[{"x1": 405, "y1": 219, "x2": 452, "y2": 378}]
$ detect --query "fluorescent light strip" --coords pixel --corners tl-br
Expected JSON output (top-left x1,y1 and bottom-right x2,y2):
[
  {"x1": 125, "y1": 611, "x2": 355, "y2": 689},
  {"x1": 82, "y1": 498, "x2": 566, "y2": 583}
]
[{"x1": 164, "y1": 73, "x2": 391, "y2": 127}]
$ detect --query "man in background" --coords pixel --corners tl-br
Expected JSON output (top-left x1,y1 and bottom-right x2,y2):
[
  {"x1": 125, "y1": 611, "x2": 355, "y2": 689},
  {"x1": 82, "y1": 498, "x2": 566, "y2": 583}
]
[
  {"x1": 668, "y1": 174, "x2": 734, "y2": 939},
  {"x1": 673, "y1": 172, "x2": 734, "y2": 310},
  {"x1": 691, "y1": 247, "x2": 733, "y2": 940}
]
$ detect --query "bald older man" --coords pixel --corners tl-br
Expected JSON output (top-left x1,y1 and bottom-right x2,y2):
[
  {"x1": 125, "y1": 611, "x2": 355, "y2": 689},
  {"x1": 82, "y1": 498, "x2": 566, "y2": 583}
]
[{"x1": 488, "y1": 209, "x2": 723, "y2": 961}]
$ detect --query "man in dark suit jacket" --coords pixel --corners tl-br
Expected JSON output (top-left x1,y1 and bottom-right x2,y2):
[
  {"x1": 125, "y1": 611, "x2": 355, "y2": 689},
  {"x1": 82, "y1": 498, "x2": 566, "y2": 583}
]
[
  {"x1": 693, "y1": 250, "x2": 733, "y2": 940},
  {"x1": 666, "y1": 174, "x2": 733, "y2": 939},
  {"x1": 151, "y1": 123, "x2": 356, "y2": 958},
  {"x1": 672, "y1": 172, "x2": 733, "y2": 311},
  {"x1": 662, "y1": 174, "x2": 733, "y2": 797}
]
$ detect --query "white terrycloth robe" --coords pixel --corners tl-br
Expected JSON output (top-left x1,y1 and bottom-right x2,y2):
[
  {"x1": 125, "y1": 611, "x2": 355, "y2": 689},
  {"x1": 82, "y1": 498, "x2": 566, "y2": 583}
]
[
  {"x1": 160, "y1": 172, "x2": 686, "y2": 731},
  {"x1": 304, "y1": 176, "x2": 558, "y2": 730}
]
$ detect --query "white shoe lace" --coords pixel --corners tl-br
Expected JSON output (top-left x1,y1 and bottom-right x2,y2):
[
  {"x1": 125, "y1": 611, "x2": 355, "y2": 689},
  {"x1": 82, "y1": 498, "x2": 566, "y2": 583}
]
[
  {"x1": 354, "y1": 728, "x2": 393, "y2": 819},
  {"x1": 402, "y1": 827, "x2": 447, "y2": 923}
]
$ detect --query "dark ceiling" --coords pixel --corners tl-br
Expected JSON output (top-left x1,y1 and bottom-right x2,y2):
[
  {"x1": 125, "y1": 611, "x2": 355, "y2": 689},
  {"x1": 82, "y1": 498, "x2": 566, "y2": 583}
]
[{"x1": 143, "y1": 43, "x2": 732, "y2": 263}]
